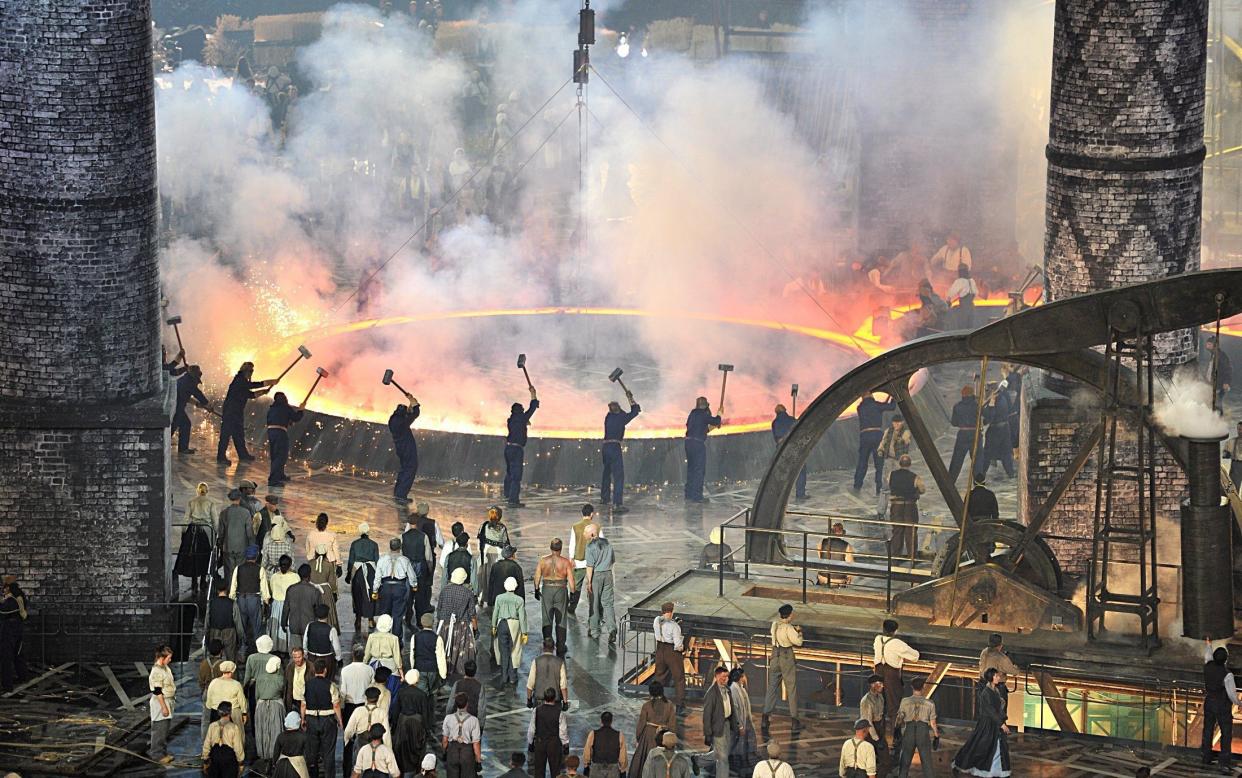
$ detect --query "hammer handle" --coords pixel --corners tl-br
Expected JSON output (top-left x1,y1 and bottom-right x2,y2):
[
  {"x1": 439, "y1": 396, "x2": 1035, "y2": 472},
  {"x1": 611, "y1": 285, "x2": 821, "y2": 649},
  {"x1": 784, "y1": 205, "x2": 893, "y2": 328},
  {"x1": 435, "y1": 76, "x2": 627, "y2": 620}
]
[
  {"x1": 390, "y1": 379, "x2": 411, "y2": 397},
  {"x1": 301, "y1": 375, "x2": 324, "y2": 407},
  {"x1": 273, "y1": 354, "x2": 305, "y2": 386},
  {"x1": 521, "y1": 365, "x2": 533, "y2": 390},
  {"x1": 718, "y1": 372, "x2": 729, "y2": 413},
  {"x1": 172, "y1": 323, "x2": 185, "y2": 357},
  {"x1": 616, "y1": 378, "x2": 631, "y2": 397}
]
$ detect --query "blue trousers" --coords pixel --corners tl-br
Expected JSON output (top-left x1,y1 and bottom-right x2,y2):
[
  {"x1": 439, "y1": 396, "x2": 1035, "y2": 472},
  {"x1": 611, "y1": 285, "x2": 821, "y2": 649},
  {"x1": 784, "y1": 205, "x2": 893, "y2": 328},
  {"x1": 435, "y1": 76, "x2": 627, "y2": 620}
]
[
  {"x1": 853, "y1": 430, "x2": 884, "y2": 493},
  {"x1": 948, "y1": 429, "x2": 975, "y2": 483},
  {"x1": 601, "y1": 443, "x2": 625, "y2": 506},
  {"x1": 172, "y1": 407, "x2": 192, "y2": 452},
  {"x1": 377, "y1": 581, "x2": 409, "y2": 643},
  {"x1": 216, "y1": 411, "x2": 250, "y2": 460},
  {"x1": 394, "y1": 441, "x2": 418, "y2": 498},
  {"x1": 684, "y1": 438, "x2": 707, "y2": 500},
  {"x1": 503, "y1": 444, "x2": 525, "y2": 501},
  {"x1": 976, "y1": 426, "x2": 1014, "y2": 479},
  {"x1": 237, "y1": 593, "x2": 262, "y2": 652},
  {"x1": 267, "y1": 428, "x2": 290, "y2": 485},
  {"x1": 794, "y1": 464, "x2": 808, "y2": 498}
]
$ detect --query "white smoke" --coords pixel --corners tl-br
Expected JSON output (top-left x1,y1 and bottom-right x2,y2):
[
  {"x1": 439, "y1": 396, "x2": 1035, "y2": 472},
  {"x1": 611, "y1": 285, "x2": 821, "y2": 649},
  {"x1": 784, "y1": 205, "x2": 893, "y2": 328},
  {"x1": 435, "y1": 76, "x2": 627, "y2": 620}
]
[
  {"x1": 1153, "y1": 367, "x2": 1230, "y2": 440},
  {"x1": 155, "y1": 1, "x2": 1055, "y2": 433}
]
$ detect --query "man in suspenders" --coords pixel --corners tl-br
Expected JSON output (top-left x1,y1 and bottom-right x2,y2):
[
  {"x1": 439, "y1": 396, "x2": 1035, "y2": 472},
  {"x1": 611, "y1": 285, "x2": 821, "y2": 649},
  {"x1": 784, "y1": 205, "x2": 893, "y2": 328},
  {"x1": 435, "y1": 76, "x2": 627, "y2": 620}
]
[
  {"x1": 751, "y1": 740, "x2": 794, "y2": 778},
  {"x1": 762, "y1": 604, "x2": 803, "y2": 736},
  {"x1": 873, "y1": 619, "x2": 919, "y2": 737},
  {"x1": 442, "y1": 692, "x2": 482, "y2": 778}
]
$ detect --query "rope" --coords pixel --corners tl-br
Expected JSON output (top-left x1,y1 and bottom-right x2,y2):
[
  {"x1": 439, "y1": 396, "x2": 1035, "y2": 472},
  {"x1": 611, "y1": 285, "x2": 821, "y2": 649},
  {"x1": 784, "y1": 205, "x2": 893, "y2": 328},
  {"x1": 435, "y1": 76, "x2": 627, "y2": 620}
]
[
  {"x1": 332, "y1": 76, "x2": 576, "y2": 314},
  {"x1": 947, "y1": 357, "x2": 989, "y2": 626},
  {"x1": 586, "y1": 64, "x2": 873, "y2": 355}
]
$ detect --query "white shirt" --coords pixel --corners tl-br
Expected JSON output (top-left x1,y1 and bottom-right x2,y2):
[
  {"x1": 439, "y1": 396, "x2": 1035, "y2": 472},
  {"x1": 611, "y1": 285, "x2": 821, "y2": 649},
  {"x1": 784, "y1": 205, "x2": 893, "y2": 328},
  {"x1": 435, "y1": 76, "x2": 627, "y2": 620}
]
[
  {"x1": 653, "y1": 615, "x2": 683, "y2": 651},
  {"x1": 352, "y1": 742, "x2": 400, "y2": 777},
  {"x1": 374, "y1": 553, "x2": 418, "y2": 591},
  {"x1": 339, "y1": 661, "x2": 375, "y2": 705},
  {"x1": 933, "y1": 244, "x2": 972, "y2": 271},
  {"x1": 303, "y1": 624, "x2": 342, "y2": 660},
  {"x1": 945, "y1": 277, "x2": 978, "y2": 304},
  {"x1": 527, "y1": 704, "x2": 569, "y2": 745},
  {"x1": 752, "y1": 758, "x2": 796, "y2": 778},
  {"x1": 409, "y1": 631, "x2": 449, "y2": 680},
  {"x1": 567, "y1": 524, "x2": 603, "y2": 570},
  {"x1": 874, "y1": 635, "x2": 919, "y2": 669},
  {"x1": 148, "y1": 663, "x2": 176, "y2": 722},
  {"x1": 1206, "y1": 644, "x2": 1242, "y2": 705},
  {"x1": 344, "y1": 704, "x2": 392, "y2": 747},
  {"x1": 839, "y1": 737, "x2": 876, "y2": 777}
]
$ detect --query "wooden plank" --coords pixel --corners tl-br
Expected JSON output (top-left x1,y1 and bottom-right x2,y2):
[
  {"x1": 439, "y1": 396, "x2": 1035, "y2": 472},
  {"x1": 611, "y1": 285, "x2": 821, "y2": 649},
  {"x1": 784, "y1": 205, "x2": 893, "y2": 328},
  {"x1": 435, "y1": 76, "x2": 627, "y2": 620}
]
[
  {"x1": 99, "y1": 665, "x2": 135, "y2": 710},
  {"x1": 1148, "y1": 757, "x2": 1178, "y2": 775},
  {"x1": 1, "y1": 662, "x2": 73, "y2": 698},
  {"x1": 133, "y1": 662, "x2": 148, "y2": 679},
  {"x1": 1035, "y1": 671, "x2": 1078, "y2": 734},
  {"x1": 922, "y1": 661, "x2": 952, "y2": 699}
]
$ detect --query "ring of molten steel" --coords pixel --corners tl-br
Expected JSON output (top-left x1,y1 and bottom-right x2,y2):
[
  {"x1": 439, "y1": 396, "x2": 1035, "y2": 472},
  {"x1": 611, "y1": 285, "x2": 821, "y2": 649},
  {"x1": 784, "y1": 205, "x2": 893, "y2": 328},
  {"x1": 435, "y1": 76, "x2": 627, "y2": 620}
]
[{"x1": 274, "y1": 306, "x2": 891, "y2": 439}]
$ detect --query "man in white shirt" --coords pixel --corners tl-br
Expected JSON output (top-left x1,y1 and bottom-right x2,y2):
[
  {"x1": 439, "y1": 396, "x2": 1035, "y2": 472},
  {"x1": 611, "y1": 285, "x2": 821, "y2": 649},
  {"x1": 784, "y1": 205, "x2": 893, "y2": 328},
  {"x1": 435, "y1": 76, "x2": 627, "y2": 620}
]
[
  {"x1": 352, "y1": 723, "x2": 401, "y2": 778},
  {"x1": 873, "y1": 619, "x2": 919, "y2": 726},
  {"x1": 944, "y1": 265, "x2": 979, "y2": 328},
  {"x1": 652, "y1": 602, "x2": 686, "y2": 711},
  {"x1": 839, "y1": 719, "x2": 877, "y2": 778},
  {"x1": 1203, "y1": 639, "x2": 1240, "y2": 771},
  {"x1": 762, "y1": 604, "x2": 804, "y2": 735},
  {"x1": 442, "y1": 692, "x2": 483, "y2": 777},
  {"x1": 340, "y1": 646, "x2": 376, "y2": 771},
  {"x1": 373, "y1": 537, "x2": 419, "y2": 643},
  {"x1": 344, "y1": 687, "x2": 392, "y2": 772},
  {"x1": 752, "y1": 739, "x2": 796, "y2": 778},
  {"x1": 932, "y1": 230, "x2": 972, "y2": 274}
]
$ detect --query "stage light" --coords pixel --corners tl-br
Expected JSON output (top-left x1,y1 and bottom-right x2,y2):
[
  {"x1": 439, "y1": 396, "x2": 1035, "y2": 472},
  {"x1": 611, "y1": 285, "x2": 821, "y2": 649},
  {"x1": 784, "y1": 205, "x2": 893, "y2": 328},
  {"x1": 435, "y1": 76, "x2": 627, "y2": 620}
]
[{"x1": 616, "y1": 33, "x2": 630, "y2": 58}]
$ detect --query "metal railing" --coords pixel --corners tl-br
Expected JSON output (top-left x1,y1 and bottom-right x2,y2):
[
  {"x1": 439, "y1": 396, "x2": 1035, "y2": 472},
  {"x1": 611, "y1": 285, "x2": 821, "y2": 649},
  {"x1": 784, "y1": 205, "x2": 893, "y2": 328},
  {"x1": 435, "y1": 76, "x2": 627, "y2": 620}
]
[{"x1": 712, "y1": 507, "x2": 960, "y2": 610}]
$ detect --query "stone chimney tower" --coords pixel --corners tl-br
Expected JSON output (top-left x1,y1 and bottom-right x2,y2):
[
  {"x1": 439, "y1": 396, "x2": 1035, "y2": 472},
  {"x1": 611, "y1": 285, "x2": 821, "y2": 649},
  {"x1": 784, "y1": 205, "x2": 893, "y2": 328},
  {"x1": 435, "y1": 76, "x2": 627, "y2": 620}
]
[
  {"x1": 0, "y1": 0, "x2": 170, "y2": 658},
  {"x1": 1023, "y1": 0, "x2": 1207, "y2": 629}
]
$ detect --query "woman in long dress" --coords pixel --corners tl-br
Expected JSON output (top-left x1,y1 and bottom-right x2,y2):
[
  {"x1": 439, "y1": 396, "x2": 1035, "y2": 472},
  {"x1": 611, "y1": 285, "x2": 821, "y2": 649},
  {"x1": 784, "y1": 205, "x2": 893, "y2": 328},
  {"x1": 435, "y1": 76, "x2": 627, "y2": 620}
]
[
  {"x1": 952, "y1": 667, "x2": 1011, "y2": 777},
  {"x1": 253, "y1": 656, "x2": 286, "y2": 769},
  {"x1": 174, "y1": 482, "x2": 216, "y2": 592},
  {"x1": 628, "y1": 681, "x2": 677, "y2": 778},
  {"x1": 728, "y1": 667, "x2": 757, "y2": 775},
  {"x1": 308, "y1": 545, "x2": 340, "y2": 629}
]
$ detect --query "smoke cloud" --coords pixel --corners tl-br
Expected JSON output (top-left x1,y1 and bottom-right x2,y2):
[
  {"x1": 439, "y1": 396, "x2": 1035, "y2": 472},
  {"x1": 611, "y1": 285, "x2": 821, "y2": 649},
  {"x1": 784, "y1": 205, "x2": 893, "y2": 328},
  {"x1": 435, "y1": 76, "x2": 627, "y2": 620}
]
[
  {"x1": 157, "y1": 1, "x2": 1053, "y2": 435},
  {"x1": 1153, "y1": 367, "x2": 1230, "y2": 440}
]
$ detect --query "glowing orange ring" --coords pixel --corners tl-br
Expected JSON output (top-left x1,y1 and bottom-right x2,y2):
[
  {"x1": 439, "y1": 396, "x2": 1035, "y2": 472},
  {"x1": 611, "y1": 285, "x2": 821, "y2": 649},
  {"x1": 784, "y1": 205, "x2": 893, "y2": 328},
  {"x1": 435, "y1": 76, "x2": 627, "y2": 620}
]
[{"x1": 277, "y1": 306, "x2": 886, "y2": 439}]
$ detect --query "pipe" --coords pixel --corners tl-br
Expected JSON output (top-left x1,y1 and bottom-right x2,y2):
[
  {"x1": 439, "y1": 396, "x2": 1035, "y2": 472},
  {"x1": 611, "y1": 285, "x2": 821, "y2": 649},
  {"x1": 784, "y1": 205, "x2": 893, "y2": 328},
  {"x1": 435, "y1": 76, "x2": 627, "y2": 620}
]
[{"x1": 1180, "y1": 435, "x2": 1234, "y2": 639}]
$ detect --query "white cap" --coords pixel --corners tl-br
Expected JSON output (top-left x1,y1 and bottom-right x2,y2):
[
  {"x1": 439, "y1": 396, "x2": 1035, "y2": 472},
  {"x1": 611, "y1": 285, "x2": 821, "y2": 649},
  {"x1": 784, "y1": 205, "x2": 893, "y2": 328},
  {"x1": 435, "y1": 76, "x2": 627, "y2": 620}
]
[
  {"x1": 504, "y1": 577, "x2": 517, "y2": 592},
  {"x1": 710, "y1": 526, "x2": 723, "y2": 545},
  {"x1": 265, "y1": 656, "x2": 281, "y2": 674},
  {"x1": 376, "y1": 614, "x2": 393, "y2": 633},
  {"x1": 405, "y1": 669, "x2": 419, "y2": 685},
  {"x1": 255, "y1": 635, "x2": 274, "y2": 654},
  {"x1": 450, "y1": 567, "x2": 468, "y2": 585},
  {"x1": 358, "y1": 522, "x2": 370, "y2": 535},
  {"x1": 422, "y1": 754, "x2": 438, "y2": 770}
]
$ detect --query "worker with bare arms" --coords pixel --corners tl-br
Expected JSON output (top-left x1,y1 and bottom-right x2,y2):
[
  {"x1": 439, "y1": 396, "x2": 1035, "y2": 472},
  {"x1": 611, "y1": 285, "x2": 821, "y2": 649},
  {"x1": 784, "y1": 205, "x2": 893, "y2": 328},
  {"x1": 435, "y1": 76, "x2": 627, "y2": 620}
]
[{"x1": 534, "y1": 539, "x2": 576, "y2": 657}]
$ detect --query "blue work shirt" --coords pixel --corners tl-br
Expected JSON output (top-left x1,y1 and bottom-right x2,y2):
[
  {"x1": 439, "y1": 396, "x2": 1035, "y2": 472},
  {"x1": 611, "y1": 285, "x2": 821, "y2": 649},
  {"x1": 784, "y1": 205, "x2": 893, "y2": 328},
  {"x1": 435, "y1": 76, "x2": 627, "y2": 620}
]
[
  {"x1": 175, "y1": 373, "x2": 209, "y2": 413},
  {"x1": 685, "y1": 407, "x2": 721, "y2": 441},
  {"x1": 771, "y1": 410, "x2": 796, "y2": 441},
  {"x1": 223, "y1": 372, "x2": 266, "y2": 414},
  {"x1": 266, "y1": 402, "x2": 304, "y2": 428},
  {"x1": 950, "y1": 397, "x2": 978, "y2": 429},
  {"x1": 389, "y1": 405, "x2": 420, "y2": 446},
  {"x1": 506, "y1": 399, "x2": 540, "y2": 446},
  {"x1": 856, "y1": 396, "x2": 896, "y2": 432},
  {"x1": 603, "y1": 403, "x2": 641, "y2": 442}
]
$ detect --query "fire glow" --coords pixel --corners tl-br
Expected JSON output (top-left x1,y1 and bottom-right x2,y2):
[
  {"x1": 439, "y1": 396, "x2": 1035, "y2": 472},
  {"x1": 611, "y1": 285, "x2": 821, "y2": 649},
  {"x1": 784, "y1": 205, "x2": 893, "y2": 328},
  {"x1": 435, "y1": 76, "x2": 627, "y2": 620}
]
[{"x1": 253, "y1": 306, "x2": 893, "y2": 439}]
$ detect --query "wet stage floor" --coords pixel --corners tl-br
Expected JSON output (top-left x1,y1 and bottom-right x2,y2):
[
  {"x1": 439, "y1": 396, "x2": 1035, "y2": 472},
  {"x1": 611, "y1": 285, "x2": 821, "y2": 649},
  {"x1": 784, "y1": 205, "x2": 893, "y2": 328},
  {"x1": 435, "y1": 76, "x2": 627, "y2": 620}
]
[{"x1": 152, "y1": 381, "x2": 1240, "y2": 776}]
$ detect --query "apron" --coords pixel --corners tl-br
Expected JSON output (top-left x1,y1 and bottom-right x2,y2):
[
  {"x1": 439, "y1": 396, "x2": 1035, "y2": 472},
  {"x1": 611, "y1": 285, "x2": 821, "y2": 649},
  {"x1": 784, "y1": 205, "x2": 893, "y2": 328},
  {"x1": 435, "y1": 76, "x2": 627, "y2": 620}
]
[{"x1": 275, "y1": 753, "x2": 310, "y2": 778}]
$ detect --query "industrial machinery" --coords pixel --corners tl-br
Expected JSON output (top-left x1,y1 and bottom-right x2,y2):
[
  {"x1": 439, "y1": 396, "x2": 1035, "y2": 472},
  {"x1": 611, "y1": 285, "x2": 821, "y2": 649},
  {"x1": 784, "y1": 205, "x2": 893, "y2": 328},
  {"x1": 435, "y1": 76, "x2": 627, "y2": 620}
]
[{"x1": 747, "y1": 269, "x2": 1242, "y2": 641}]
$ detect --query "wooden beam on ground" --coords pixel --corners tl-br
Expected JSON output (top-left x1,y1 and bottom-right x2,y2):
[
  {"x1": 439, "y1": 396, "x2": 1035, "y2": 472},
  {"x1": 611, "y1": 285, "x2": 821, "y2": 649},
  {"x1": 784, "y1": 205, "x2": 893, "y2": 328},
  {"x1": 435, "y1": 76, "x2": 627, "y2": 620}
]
[
  {"x1": 1035, "y1": 671, "x2": 1078, "y2": 734},
  {"x1": 100, "y1": 665, "x2": 135, "y2": 710},
  {"x1": 1, "y1": 662, "x2": 73, "y2": 698},
  {"x1": 922, "y1": 661, "x2": 952, "y2": 699}
]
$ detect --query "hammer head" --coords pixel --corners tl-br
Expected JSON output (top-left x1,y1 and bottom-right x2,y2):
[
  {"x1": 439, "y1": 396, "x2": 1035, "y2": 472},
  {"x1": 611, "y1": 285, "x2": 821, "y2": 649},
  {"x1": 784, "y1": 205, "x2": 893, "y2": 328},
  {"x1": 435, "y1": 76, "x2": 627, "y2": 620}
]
[
  {"x1": 297, "y1": 345, "x2": 312, "y2": 359},
  {"x1": 316, "y1": 367, "x2": 329, "y2": 377},
  {"x1": 517, "y1": 353, "x2": 526, "y2": 369},
  {"x1": 791, "y1": 383, "x2": 799, "y2": 396},
  {"x1": 166, "y1": 315, "x2": 182, "y2": 326},
  {"x1": 382, "y1": 369, "x2": 394, "y2": 385},
  {"x1": 718, "y1": 363, "x2": 734, "y2": 372},
  {"x1": 608, "y1": 368, "x2": 623, "y2": 382}
]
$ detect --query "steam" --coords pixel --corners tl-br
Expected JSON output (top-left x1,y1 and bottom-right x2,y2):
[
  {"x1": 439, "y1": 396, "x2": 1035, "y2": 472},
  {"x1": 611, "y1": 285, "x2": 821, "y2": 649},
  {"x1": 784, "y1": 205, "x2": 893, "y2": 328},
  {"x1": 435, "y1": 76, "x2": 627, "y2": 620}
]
[
  {"x1": 1153, "y1": 368, "x2": 1229, "y2": 440},
  {"x1": 156, "y1": 1, "x2": 1054, "y2": 434}
]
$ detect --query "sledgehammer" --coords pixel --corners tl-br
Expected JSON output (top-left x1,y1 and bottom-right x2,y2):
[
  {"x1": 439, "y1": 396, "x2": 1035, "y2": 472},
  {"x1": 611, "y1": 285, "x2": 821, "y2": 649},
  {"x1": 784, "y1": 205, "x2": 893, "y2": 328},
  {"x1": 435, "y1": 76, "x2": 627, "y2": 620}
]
[
  {"x1": 608, "y1": 367, "x2": 632, "y2": 398},
  {"x1": 272, "y1": 344, "x2": 312, "y2": 387},
  {"x1": 717, "y1": 363, "x2": 734, "y2": 414},
  {"x1": 166, "y1": 315, "x2": 186, "y2": 360},
  {"x1": 300, "y1": 367, "x2": 329, "y2": 408},
  {"x1": 382, "y1": 368, "x2": 413, "y2": 397},
  {"x1": 517, "y1": 354, "x2": 533, "y2": 391}
]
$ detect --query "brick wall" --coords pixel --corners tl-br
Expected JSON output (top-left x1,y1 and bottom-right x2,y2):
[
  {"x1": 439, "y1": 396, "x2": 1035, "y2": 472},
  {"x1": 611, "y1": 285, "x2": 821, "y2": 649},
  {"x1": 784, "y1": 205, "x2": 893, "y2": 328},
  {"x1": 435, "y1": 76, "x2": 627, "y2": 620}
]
[{"x1": 0, "y1": 0, "x2": 170, "y2": 661}]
